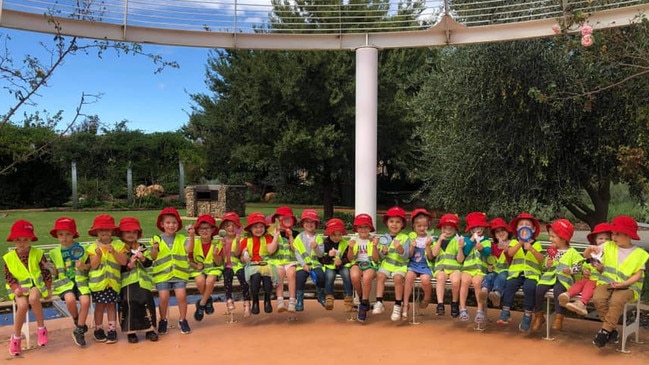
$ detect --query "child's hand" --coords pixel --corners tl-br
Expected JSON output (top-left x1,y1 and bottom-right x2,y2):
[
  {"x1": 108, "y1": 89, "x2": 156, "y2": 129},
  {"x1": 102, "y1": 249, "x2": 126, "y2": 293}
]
[
  {"x1": 14, "y1": 287, "x2": 26, "y2": 297},
  {"x1": 328, "y1": 249, "x2": 337, "y2": 257},
  {"x1": 310, "y1": 239, "x2": 317, "y2": 249},
  {"x1": 582, "y1": 268, "x2": 591, "y2": 277},
  {"x1": 95, "y1": 247, "x2": 103, "y2": 257},
  {"x1": 523, "y1": 241, "x2": 533, "y2": 251},
  {"x1": 372, "y1": 237, "x2": 379, "y2": 247},
  {"x1": 546, "y1": 258, "x2": 553, "y2": 268},
  {"x1": 562, "y1": 268, "x2": 571, "y2": 275},
  {"x1": 349, "y1": 239, "x2": 356, "y2": 248},
  {"x1": 334, "y1": 258, "x2": 342, "y2": 267},
  {"x1": 393, "y1": 239, "x2": 401, "y2": 249},
  {"x1": 381, "y1": 245, "x2": 389, "y2": 255},
  {"x1": 285, "y1": 229, "x2": 293, "y2": 238},
  {"x1": 593, "y1": 261, "x2": 603, "y2": 271},
  {"x1": 475, "y1": 241, "x2": 483, "y2": 251},
  {"x1": 303, "y1": 264, "x2": 310, "y2": 272},
  {"x1": 186, "y1": 226, "x2": 195, "y2": 235},
  {"x1": 457, "y1": 236, "x2": 465, "y2": 248}
]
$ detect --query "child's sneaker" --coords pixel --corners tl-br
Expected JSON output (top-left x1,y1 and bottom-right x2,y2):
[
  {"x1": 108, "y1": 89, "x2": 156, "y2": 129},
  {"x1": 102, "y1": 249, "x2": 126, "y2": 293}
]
[
  {"x1": 158, "y1": 319, "x2": 168, "y2": 335},
  {"x1": 288, "y1": 298, "x2": 297, "y2": 313},
  {"x1": 488, "y1": 291, "x2": 501, "y2": 307},
  {"x1": 127, "y1": 333, "x2": 139, "y2": 343},
  {"x1": 145, "y1": 331, "x2": 159, "y2": 342},
  {"x1": 474, "y1": 309, "x2": 486, "y2": 324},
  {"x1": 391, "y1": 305, "x2": 402, "y2": 321},
  {"x1": 106, "y1": 330, "x2": 117, "y2": 344},
  {"x1": 93, "y1": 328, "x2": 107, "y2": 342},
  {"x1": 357, "y1": 304, "x2": 368, "y2": 322},
  {"x1": 436, "y1": 303, "x2": 445, "y2": 316},
  {"x1": 72, "y1": 326, "x2": 86, "y2": 347},
  {"x1": 459, "y1": 308, "x2": 470, "y2": 321},
  {"x1": 194, "y1": 302, "x2": 205, "y2": 322},
  {"x1": 450, "y1": 302, "x2": 460, "y2": 318},
  {"x1": 402, "y1": 305, "x2": 408, "y2": 319},
  {"x1": 277, "y1": 299, "x2": 287, "y2": 313},
  {"x1": 566, "y1": 300, "x2": 588, "y2": 316},
  {"x1": 205, "y1": 296, "x2": 215, "y2": 315},
  {"x1": 372, "y1": 301, "x2": 385, "y2": 314},
  {"x1": 593, "y1": 329, "x2": 610, "y2": 348},
  {"x1": 496, "y1": 310, "x2": 510, "y2": 324},
  {"x1": 519, "y1": 313, "x2": 532, "y2": 332},
  {"x1": 557, "y1": 292, "x2": 571, "y2": 308},
  {"x1": 179, "y1": 319, "x2": 191, "y2": 334},
  {"x1": 478, "y1": 287, "x2": 489, "y2": 303},
  {"x1": 608, "y1": 329, "x2": 619, "y2": 344},
  {"x1": 9, "y1": 336, "x2": 21, "y2": 356},
  {"x1": 37, "y1": 327, "x2": 49, "y2": 346}
]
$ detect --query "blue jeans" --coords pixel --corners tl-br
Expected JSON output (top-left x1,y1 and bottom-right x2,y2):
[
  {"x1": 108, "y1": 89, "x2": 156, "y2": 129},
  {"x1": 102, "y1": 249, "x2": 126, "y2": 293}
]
[
  {"x1": 325, "y1": 267, "x2": 353, "y2": 296},
  {"x1": 534, "y1": 282, "x2": 567, "y2": 313},
  {"x1": 482, "y1": 271, "x2": 507, "y2": 294},
  {"x1": 502, "y1": 275, "x2": 537, "y2": 312},
  {"x1": 296, "y1": 267, "x2": 325, "y2": 290}
]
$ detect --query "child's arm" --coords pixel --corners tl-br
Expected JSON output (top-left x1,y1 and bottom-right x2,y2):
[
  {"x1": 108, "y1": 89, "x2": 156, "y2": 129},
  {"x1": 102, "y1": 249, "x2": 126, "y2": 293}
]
[
  {"x1": 371, "y1": 237, "x2": 380, "y2": 262},
  {"x1": 346, "y1": 239, "x2": 356, "y2": 263},
  {"x1": 185, "y1": 226, "x2": 196, "y2": 253},
  {"x1": 89, "y1": 247, "x2": 102, "y2": 270},
  {"x1": 150, "y1": 236, "x2": 161, "y2": 260},
  {"x1": 456, "y1": 237, "x2": 467, "y2": 263},
  {"x1": 610, "y1": 269, "x2": 644, "y2": 289},
  {"x1": 38, "y1": 255, "x2": 53, "y2": 298},
  {"x1": 4, "y1": 264, "x2": 21, "y2": 294},
  {"x1": 425, "y1": 236, "x2": 434, "y2": 260},
  {"x1": 267, "y1": 230, "x2": 280, "y2": 255},
  {"x1": 507, "y1": 240, "x2": 523, "y2": 258},
  {"x1": 110, "y1": 244, "x2": 128, "y2": 266},
  {"x1": 212, "y1": 243, "x2": 224, "y2": 266},
  {"x1": 527, "y1": 241, "x2": 544, "y2": 263}
]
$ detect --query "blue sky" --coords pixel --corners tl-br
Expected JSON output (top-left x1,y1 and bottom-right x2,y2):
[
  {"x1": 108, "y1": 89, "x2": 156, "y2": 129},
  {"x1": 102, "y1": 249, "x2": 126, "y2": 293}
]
[{"x1": 1, "y1": 28, "x2": 213, "y2": 133}]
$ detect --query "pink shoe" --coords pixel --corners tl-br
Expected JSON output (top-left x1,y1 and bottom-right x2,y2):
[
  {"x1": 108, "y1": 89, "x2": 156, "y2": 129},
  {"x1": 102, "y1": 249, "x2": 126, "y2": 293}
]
[
  {"x1": 9, "y1": 336, "x2": 21, "y2": 356},
  {"x1": 37, "y1": 327, "x2": 49, "y2": 346}
]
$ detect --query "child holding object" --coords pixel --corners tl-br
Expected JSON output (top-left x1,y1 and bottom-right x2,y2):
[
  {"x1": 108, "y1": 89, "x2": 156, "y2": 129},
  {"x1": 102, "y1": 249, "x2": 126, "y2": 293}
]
[
  {"x1": 402, "y1": 209, "x2": 434, "y2": 319},
  {"x1": 431, "y1": 213, "x2": 463, "y2": 317},
  {"x1": 294, "y1": 209, "x2": 326, "y2": 310},
  {"x1": 480, "y1": 218, "x2": 512, "y2": 308},
  {"x1": 219, "y1": 212, "x2": 251, "y2": 316},
  {"x1": 348, "y1": 213, "x2": 380, "y2": 322},
  {"x1": 457, "y1": 212, "x2": 491, "y2": 324}
]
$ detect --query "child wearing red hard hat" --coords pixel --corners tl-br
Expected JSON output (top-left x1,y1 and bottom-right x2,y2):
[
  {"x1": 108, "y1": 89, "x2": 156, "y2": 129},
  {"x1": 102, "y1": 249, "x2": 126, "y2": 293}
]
[
  {"x1": 496, "y1": 212, "x2": 544, "y2": 332},
  {"x1": 117, "y1": 217, "x2": 158, "y2": 343},
  {"x1": 268, "y1": 206, "x2": 299, "y2": 314},
  {"x1": 559, "y1": 223, "x2": 611, "y2": 317},
  {"x1": 431, "y1": 213, "x2": 463, "y2": 318},
  {"x1": 4, "y1": 220, "x2": 52, "y2": 356},
  {"x1": 348, "y1": 213, "x2": 380, "y2": 322},
  {"x1": 150, "y1": 207, "x2": 191, "y2": 335},
  {"x1": 87, "y1": 214, "x2": 128, "y2": 344},
  {"x1": 319, "y1": 217, "x2": 353, "y2": 311},
  {"x1": 532, "y1": 218, "x2": 582, "y2": 332},
  {"x1": 219, "y1": 212, "x2": 251, "y2": 316},
  {"x1": 589, "y1": 216, "x2": 649, "y2": 347},
  {"x1": 48, "y1": 217, "x2": 91, "y2": 347},
  {"x1": 293, "y1": 209, "x2": 326, "y2": 310},
  {"x1": 481, "y1": 218, "x2": 513, "y2": 308},
  {"x1": 402, "y1": 209, "x2": 434, "y2": 321}
]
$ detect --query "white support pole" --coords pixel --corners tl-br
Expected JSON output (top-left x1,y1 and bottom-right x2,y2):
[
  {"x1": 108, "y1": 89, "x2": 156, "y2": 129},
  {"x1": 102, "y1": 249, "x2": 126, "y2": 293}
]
[{"x1": 354, "y1": 46, "x2": 378, "y2": 222}]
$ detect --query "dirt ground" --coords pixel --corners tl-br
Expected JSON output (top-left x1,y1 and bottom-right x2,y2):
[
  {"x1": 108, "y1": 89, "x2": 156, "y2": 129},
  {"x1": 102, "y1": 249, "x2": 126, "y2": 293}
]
[{"x1": 1, "y1": 301, "x2": 648, "y2": 364}]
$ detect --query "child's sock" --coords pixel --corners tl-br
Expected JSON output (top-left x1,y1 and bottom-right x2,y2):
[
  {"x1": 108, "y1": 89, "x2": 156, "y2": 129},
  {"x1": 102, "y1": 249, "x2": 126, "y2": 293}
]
[
  {"x1": 395, "y1": 300, "x2": 402, "y2": 306},
  {"x1": 108, "y1": 321, "x2": 116, "y2": 331},
  {"x1": 361, "y1": 299, "x2": 370, "y2": 306},
  {"x1": 73, "y1": 317, "x2": 78, "y2": 326},
  {"x1": 376, "y1": 297, "x2": 383, "y2": 303}
]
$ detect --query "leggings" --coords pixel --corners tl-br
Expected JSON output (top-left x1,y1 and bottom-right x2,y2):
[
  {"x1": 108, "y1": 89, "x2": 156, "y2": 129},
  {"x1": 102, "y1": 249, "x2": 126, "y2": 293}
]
[
  {"x1": 249, "y1": 273, "x2": 273, "y2": 300},
  {"x1": 223, "y1": 267, "x2": 250, "y2": 301}
]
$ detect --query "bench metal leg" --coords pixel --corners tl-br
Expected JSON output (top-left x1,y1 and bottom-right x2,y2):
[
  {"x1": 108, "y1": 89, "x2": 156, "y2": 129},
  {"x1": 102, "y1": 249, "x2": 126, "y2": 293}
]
[
  {"x1": 617, "y1": 300, "x2": 644, "y2": 354},
  {"x1": 543, "y1": 295, "x2": 555, "y2": 341},
  {"x1": 410, "y1": 283, "x2": 421, "y2": 325}
]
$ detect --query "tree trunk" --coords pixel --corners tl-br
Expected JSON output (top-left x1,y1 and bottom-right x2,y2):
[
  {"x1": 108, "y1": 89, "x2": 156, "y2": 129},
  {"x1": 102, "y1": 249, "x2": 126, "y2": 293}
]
[
  {"x1": 564, "y1": 179, "x2": 610, "y2": 230},
  {"x1": 322, "y1": 174, "x2": 334, "y2": 220}
]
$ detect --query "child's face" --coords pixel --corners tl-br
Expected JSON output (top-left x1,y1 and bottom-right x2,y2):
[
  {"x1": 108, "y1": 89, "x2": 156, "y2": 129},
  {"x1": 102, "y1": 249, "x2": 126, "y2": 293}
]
[
  {"x1": 594, "y1": 232, "x2": 610, "y2": 245},
  {"x1": 355, "y1": 225, "x2": 372, "y2": 239},
  {"x1": 493, "y1": 228, "x2": 509, "y2": 242},
  {"x1": 517, "y1": 219, "x2": 534, "y2": 230},
  {"x1": 161, "y1": 215, "x2": 179, "y2": 235},
  {"x1": 13, "y1": 237, "x2": 31, "y2": 253},
  {"x1": 548, "y1": 228, "x2": 568, "y2": 248},
  {"x1": 441, "y1": 225, "x2": 456, "y2": 236},
  {"x1": 386, "y1": 217, "x2": 404, "y2": 235},
  {"x1": 56, "y1": 230, "x2": 75, "y2": 246},
  {"x1": 301, "y1": 219, "x2": 316, "y2": 234},
  {"x1": 329, "y1": 231, "x2": 343, "y2": 243},
  {"x1": 223, "y1": 221, "x2": 237, "y2": 236},
  {"x1": 471, "y1": 227, "x2": 485, "y2": 236},
  {"x1": 250, "y1": 223, "x2": 266, "y2": 237},
  {"x1": 612, "y1": 231, "x2": 631, "y2": 246},
  {"x1": 197, "y1": 223, "x2": 215, "y2": 240},
  {"x1": 96, "y1": 229, "x2": 113, "y2": 243},
  {"x1": 413, "y1": 216, "x2": 430, "y2": 236},
  {"x1": 121, "y1": 230, "x2": 139, "y2": 244}
]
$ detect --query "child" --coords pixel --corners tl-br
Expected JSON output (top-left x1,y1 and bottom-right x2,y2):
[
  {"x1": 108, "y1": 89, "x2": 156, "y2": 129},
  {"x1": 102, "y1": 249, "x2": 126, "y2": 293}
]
[
  {"x1": 293, "y1": 209, "x2": 326, "y2": 310},
  {"x1": 4, "y1": 220, "x2": 52, "y2": 356},
  {"x1": 87, "y1": 214, "x2": 127, "y2": 344},
  {"x1": 187, "y1": 214, "x2": 223, "y2": 322},
  {"x1": 431, "y1": 213, "x2": 463, "y2": 317},
  {"x1": 373, "y1": 206, "x2": 411, "y2": 321},
  {"x1": 458, "y1": 212, "x2": 492, "y2": 324},
  {"x1": 559, "y1": 223, "x2": 611, "y2": 316},
  {"x1": 237, "y1": 212, "x2": 279, "y2": 315},
  {"x1": 402, "y1": 209, "x2": 433, "y2": 320},
  {"x1": 532, "y1": 218, "x2": 582, "y2": 331},
  {"x1": 496, "y1": 212, "x2": 544, "y2": 332},
  {"x1": 269, "y1": 206, "x2": 298, "y2": 312},
  {"x1": 118, "y1": 217, "x2": 158, "y2": 343},
  {"x1": 320, "y1": 218, "x2": 353, "y2": 311},
  {"x1": 348, "y1": 213, "x2": 380, "y2": 322},
  {"x1": 48, "y1": 217, "x2": 91, "y2": 347},
  {"x1": 219, "y1": 212, "x2": 251, "y2": 316},
  {"x1": 150, "y1": 207, "x2": 191, "y2": 334},
  {"x1": 480, "y1": 218, "x2": 512, "y2": 308},
  {"x1": 589, "y1": 216, "x2": 649, "y2": 347}
]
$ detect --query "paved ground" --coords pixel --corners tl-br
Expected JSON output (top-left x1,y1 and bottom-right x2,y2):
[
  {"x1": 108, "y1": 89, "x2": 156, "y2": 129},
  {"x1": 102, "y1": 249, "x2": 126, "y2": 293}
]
[{"x1": 2, "y1": 301, "x2": 647, "y2": 364}]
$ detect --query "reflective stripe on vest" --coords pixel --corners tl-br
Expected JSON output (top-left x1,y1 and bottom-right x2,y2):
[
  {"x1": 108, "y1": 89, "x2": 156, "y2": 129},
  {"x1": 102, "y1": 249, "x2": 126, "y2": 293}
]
[
  {"x1": 434, "y1": 238, "x2": 462, "y2": 274},
  {"x1": 379, "y1": 232, "x2": 410, "y2": 272},
  {"x1": 351, "y1": 238, "x2": 376, "y2": 266},
  {"x1": 88, "y1": 241, "x2": 124, "y2": 292},
  {"x1": 538, "y1": 248, "x2": 583, "y2": 288},
  {"x1": 191, "y1": 238, "x2": 223, "y2": 276},
  {"x1": 121, "y1": 250, "x2": 154, "y2": 291},
  {"x1": 506, "y1": 240, "x2": 542, "y2": 281},
  {"x1": 269, "y1": 237, "x2": 296, "y2": 265},
  {"x1": 3, "y1": 248, "x2": 49, "y2": 300},
  {"x1": 597, "y1": 241, "x2": 649, "y2": 302},
  {"x1": 49, "y1": 247, "x2": 74, "y2": 295},
  {"x1": 462, "y1": 239, "x2": 492, "y2": 275},
  {"x1": 151, "y1": 234, "x2": 190, "y2": 283},
  {"x1": 324, "y1": 240, "x2": 350, "y2": 270},
  {"x1": 293, "y1": 232, "x2": 323, "y2": 270}
]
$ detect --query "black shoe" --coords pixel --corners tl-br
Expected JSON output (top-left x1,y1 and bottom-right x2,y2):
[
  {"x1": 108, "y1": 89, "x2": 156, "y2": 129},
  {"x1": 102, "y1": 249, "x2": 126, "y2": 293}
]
[
  {"x1": 145, "y1": 331, "x2": 159, "y2": 342},
  {"x1": 127, "y1": 334, "x2": 139, "y2": 343},
  {"x1": 593, "y1": 329, "x2": 610, "y2": 348},
  {"x1": 194, "y1": 304, "x2": 205, "y2": 322},
  {"x1": 106, "y1": 330, "x2": 117, "y2": 344},
  {"x1": 451, "y1": 302, "x2": 460, "y2": 318},
  {"x1": 264, "y1": 296, "x2": 273, "y2": 313},
  {"x1": 80, "y1": 324, "x2": 89, "y2": 334},
  {"x1": 205, "y1": 296, "x2": 215, "y2": 315},
  {"x1": 608, "y1": 329, "x2": 619, "y2": 344},
  {"x1": 179, "y1": 319, "x2": 191, "y2": 334},
  {"x1": 158, "y1": 319, "x2": 168, "y2": 335},
  {"x1": 93, "y1": 328, "x2": 107, "y2": 342},
  {"x1": 436, "y1": 303, "x2": 445, "y2": 316},
  {"x1": 251, "y1": 300, "x2": 260, "y2": 315},
  {"x1": 72, "y1": 326, "x2": 86, "y2": 347}
]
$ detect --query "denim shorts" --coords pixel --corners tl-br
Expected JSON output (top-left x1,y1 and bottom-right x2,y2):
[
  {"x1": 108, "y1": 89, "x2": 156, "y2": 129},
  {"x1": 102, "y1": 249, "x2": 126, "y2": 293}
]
[{"x1": 155, "y1": 280, "x2": 187, "y2": 291}]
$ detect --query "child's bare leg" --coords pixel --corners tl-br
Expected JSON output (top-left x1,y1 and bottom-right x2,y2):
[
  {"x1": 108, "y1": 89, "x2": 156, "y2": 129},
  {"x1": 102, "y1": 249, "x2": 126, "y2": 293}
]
[
  {"x1": 95, "y1": 303, "x2": 106, "y2": 327},
  {"x1": 459, "y1": 272, "x2": 472, "y2": 308},
  {"x1": 106, "y1": 303, "x2": 117, "y2": 325},
  {"x1": 450, "y1": 271, "x2": 462, "y2": 302},
  {"x1": 350, "y1": 266, "x2": 362, "y2": 295},
  {"x1": 175, "y1": 288, "x2": 188, "y2": 320},
  {"x1": 28, "y1": 287, "x2": 45, "y2": 326},
  {"x1": 421, "y1": 274, "x2": 432, "y2": 304},
  {"x1": 276, "y1": 266, "x2": 286, "y2": 299},
  {"x1": 404, "y1": 271, "x2": 416, "y2": 308},
  {"x1": 158, "y1": 290, "x2": 170, "y2": 320},
  {"x1": 361, "y1": 270, "x2": 375, "y2": 300},
  {"x1": 287, "y1": 266, "x2": 296, "y2": 299},
  {"x1": 64, "y1": 292, "x2": 79, "y2": 319},
  {"x1": 376, "y1": 272, "x2": 387, "y2": 298},
  {"x1": 203, "y1": 275, "x2": 216, "y2": 304},
  {"x1": 435, "y1": 271, "x2": 448, "y2": 303},
  {"x1": 78, "y1": 295, "x2": 90, "y2": 327},
  {"x1": 195, "y1": 274, "x2": 207, "y2": 305},
  {"x1": 473, "y1": 275, "x2": 485, "y2": 311},
  {"x1": 13, "y1": 295, "x2": 29, "y2": 338}
]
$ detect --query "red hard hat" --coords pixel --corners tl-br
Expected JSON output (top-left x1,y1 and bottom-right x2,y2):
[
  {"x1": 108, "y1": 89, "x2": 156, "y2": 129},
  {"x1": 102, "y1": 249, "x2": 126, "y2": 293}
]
[
  {"x1": 353, "y1": 214, "x2": 375, "y2": 232},
  {"x1": 50, "y1": 217, "x2": 79, "y2": 239},
  {"x1": 383, "y1": 206, "x2": 407, "y2": 228}
]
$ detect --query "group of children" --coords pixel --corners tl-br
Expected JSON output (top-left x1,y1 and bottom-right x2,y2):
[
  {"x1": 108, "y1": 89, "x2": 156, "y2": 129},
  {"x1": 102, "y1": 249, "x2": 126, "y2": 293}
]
[{"x1": 3, "y1": 206, "x2": 648, "y2": 356}]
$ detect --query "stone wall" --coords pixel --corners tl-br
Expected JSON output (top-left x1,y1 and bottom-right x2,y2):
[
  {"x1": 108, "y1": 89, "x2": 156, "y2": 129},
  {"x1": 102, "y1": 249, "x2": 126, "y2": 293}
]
[{"x1": 185, "y1": 185, "x2": 246, "y2": 218}]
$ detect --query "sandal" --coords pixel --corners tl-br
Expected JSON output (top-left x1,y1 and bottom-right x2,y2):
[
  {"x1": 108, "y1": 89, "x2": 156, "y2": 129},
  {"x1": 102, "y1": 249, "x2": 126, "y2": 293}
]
[
  {"x1": 474, "y1": 310, "x2": 485, "y2": 324},
  {"x1": 226, "y1": 299, "x2": 236, "y2": 312},
  {"x1": 459, "y1": 308, "x2": 470, "y2": 321}
]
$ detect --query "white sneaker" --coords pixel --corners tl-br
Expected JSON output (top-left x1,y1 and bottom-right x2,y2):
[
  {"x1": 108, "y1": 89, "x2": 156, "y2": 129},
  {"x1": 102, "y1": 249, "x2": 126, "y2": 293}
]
[
  {"x1": 372, "y1": 301, "x2": 385, "y2": 314},
  {"x1": 287, "y1": 299, "x2": 296, "y2": 313},
  {"x1": 391, "y1": 305, "x2": 402, "y2": 321},
  {"x1": 353, "y1": 295, "x2": 360, "y2": 306},
  {"x1": 277, "y1": 300, "x2": 287, "y2": 313}
]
